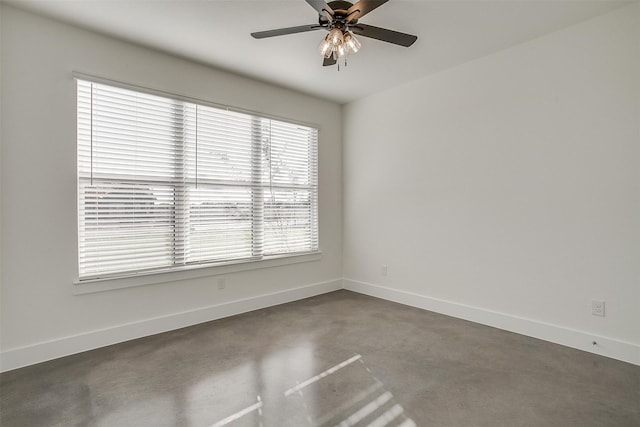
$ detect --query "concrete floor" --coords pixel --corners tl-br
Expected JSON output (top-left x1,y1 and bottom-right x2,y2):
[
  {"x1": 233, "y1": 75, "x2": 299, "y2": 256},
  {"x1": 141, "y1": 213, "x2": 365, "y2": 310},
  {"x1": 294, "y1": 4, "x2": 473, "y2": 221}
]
[{"x1": 1, "y1": 290, "x2": 639, "y2": 427}]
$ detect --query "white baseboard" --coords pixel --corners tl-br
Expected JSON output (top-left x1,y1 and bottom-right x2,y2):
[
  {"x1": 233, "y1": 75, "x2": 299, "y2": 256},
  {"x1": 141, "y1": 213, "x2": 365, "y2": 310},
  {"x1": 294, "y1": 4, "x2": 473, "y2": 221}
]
[
  {"x1": 343, "y1": 278, "x2": 640, "y2": 366},
  {"x1": 0, "y1": 279, "x2": 342, "y2": 372}
]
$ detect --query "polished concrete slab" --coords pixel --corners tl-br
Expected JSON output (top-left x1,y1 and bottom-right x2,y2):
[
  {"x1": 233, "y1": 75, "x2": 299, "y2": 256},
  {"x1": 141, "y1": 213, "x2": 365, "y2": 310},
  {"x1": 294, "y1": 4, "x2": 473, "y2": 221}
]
[{"x1": 1, "y1": 290, "x2": 639, "y2": 426}]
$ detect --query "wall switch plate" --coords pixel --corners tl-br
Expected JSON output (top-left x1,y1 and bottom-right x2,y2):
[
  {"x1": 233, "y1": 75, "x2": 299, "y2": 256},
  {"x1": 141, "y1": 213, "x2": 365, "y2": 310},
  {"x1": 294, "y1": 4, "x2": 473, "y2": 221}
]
[
  {"x1": 381, "y1": 265, "x2": 388, "y2": 276},
  {"x1": 217, "y1": 277, "x2": 226, "y2": 290},
  {"x1": 592, "y1": 300, "x2": 605, "y2": 317}
]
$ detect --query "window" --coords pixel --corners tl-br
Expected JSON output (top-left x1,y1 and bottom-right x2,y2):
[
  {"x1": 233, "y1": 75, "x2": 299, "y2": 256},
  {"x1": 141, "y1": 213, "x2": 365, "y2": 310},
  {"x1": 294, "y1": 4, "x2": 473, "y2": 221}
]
[{"x1": 77, "y1": 79, "x2": 318, "y2": 280}]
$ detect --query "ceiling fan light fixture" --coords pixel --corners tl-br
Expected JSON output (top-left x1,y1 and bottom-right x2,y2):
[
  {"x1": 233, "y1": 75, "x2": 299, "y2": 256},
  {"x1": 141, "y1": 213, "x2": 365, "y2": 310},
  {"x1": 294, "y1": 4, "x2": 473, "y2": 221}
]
[{"x1": 319, "y1": 28, "x2": 361, "y2": 65}]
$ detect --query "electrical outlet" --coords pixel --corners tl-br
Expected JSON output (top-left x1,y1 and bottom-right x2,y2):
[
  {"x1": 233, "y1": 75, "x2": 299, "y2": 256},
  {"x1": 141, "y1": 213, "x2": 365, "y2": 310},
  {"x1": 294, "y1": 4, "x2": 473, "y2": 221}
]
[
  {"x1": 217, "y1": 277, "x2": 226, "y2": 290},
  {"x1": 592, "y1": 300, "x2": 605, "y2": 317},
  {"x1": 381, "y1": 265, "x2": 388, "y2": 276}
]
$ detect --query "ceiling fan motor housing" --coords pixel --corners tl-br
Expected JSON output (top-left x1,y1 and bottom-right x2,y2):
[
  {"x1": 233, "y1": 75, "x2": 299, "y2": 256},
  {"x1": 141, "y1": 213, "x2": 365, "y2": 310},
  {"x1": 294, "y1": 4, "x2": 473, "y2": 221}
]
[{"x1": 321, "y1": 0, "x2": 360, "y2": 27}]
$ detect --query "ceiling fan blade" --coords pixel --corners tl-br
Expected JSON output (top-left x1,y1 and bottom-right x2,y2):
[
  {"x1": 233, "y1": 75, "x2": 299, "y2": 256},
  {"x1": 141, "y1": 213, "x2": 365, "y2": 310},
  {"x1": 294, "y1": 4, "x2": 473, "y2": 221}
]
[
  {"x1": 305, "y1": 0, "x2": 334, "y2": 21},
  {"x1": 251, "y1": 24, "x2": 323, "y2": 39},
  {"x1": 323, "y1": 56, "x2": 337, "y2": 67},
  {"x1": 351, "y1": 23, "x2": 417, "y2": 47},
  {"x1": 347, "y1": 0, "x2": 389, "y2": 22}
]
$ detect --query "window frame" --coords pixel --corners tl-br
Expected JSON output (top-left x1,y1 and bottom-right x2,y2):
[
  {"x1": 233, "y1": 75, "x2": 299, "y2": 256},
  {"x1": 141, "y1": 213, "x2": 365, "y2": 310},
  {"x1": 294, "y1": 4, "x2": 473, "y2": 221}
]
[{"x1": 74, "y1": 73, "x2": 321, "y2": 288}]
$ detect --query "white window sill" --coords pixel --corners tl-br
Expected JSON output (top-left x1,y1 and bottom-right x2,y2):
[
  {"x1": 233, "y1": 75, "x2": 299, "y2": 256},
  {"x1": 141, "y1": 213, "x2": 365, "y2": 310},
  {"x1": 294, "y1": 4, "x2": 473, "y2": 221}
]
[{"x1": 72, "y1": 252, "x2": 322, "y2": 295}]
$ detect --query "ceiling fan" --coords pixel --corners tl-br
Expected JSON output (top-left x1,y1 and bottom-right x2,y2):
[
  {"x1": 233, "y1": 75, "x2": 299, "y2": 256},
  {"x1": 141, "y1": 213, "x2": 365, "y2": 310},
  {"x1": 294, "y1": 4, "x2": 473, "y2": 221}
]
[{"x1": 251, "y1": 0, "x2": 417, "y2": 68}]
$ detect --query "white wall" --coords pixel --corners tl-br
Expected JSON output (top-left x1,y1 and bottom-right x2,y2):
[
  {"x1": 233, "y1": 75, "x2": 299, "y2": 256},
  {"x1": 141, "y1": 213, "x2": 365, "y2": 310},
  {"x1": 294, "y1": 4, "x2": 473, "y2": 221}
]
[
  {"x1": 0, "y1": 5, "x2": 342, "y2": 370},
  {"x1": 344, "y1": 4, "x2": 639, "y2": 362}
]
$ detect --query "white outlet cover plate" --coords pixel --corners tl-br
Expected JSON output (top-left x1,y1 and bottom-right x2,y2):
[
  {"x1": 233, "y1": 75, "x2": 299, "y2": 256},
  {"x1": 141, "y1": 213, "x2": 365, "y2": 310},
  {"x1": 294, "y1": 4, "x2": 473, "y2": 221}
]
[{"x1": 592, "y1": 300, "x2": 605, "y2": 317}]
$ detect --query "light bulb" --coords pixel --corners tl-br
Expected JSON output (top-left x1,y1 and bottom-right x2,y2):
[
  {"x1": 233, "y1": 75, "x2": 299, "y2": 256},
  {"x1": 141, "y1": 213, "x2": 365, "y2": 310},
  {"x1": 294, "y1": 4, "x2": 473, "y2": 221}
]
[
  {"x1": 328, "y1": 28, "x2": 343, "y2": 46},
  {"x1": 318, "y1": 38, "x2": 332, "y2": 57},
  {"x1": 345, "y1": 31, "x2": 361, "y2": 53}
]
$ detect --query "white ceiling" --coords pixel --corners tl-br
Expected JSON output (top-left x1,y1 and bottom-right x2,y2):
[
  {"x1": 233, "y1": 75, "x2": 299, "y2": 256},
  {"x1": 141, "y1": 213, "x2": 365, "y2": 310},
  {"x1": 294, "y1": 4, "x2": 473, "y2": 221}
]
[{"x1": 5, "y1": 0, "x2": 633, "y2": 104}]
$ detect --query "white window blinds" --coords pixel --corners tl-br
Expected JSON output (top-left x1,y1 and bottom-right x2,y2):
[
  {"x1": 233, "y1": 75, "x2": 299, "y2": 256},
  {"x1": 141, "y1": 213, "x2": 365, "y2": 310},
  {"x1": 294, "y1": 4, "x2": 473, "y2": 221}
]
[{"x1": 77, "y1": 79, "x2": 318, "y2": 280}]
